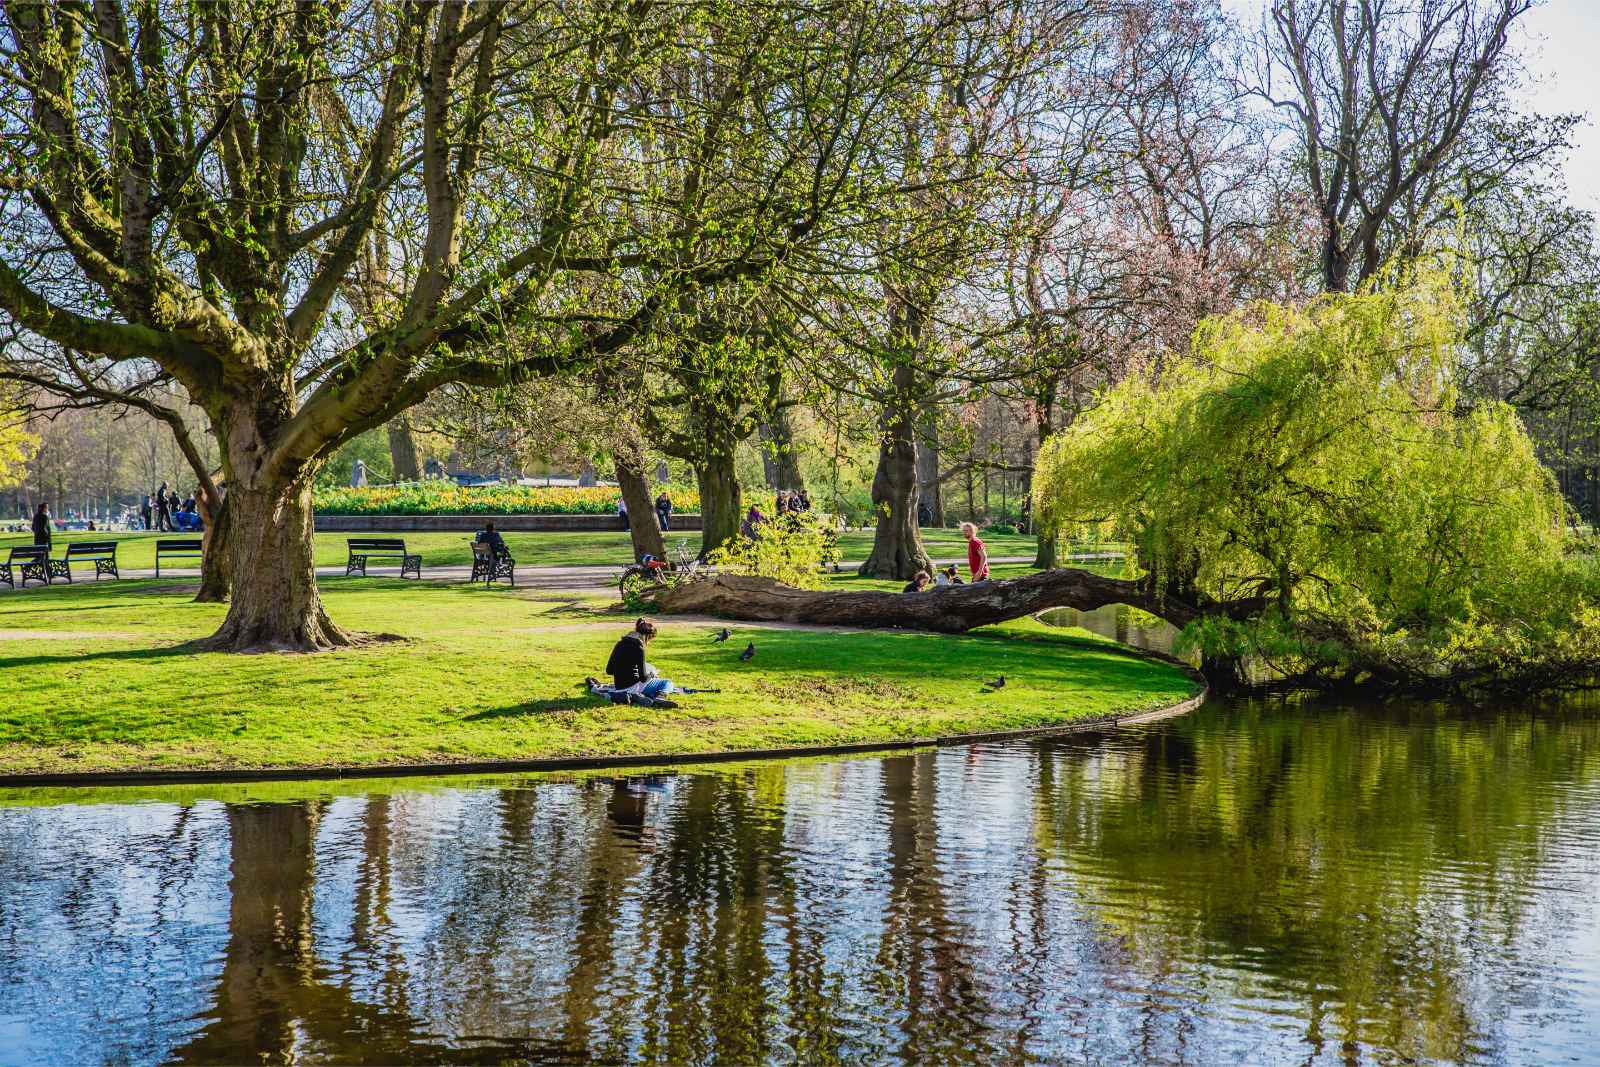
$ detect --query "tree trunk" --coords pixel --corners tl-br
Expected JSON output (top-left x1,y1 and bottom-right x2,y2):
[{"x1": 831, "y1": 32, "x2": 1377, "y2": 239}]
[
  {"x1": 915, "y1": 411, "x2": 943, "y2": 528},
  {"x1": 615, "y1": 442, "x2": 665, "y2": 563},
  {"x1": 860, "y1": 366, "x2": 931, "y2": 579},
  {"x1": 1032, "y1": 406, "x2": 1056, "y2": 569},
  {"x1": 386, "y1": 414, "x2": 422, "y2": 482},
  {"x1": 195, "y1": 493, "x2": 232, "y2": 603},
  {"x1": 654, "y1": 571, "x2": 1215, "y2": 633},
  {"x1": 757, "y1": 408, "x2": 806, "y2": 492},
  {"x1": 196, "y1": 478, "x2": 353, "y2": 652},
  {"x1": 1033, "y1": 530, "x2": 1058, "y2": 570},
  {"x1": 696, "y1": 452, "x2": 742, "y2": 556}
]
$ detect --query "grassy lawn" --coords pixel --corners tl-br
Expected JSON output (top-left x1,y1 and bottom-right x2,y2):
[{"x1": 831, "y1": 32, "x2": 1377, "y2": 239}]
[
  {"x1": 0, "y1": 526, "x2": 1047, "y2": 571},
  {"x1": 0, "y1": 576, "x2": 1196, "y2": 777}
]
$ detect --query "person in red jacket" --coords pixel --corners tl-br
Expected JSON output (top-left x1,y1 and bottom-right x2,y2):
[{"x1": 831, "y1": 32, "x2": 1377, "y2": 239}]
[{"x1": 961, "y1": 521, "x2": 989, "y2": 581}]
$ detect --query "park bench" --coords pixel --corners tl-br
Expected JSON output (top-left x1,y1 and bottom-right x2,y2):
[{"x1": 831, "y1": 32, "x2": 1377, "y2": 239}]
[
  {"x1": 154, "y1": 539, "x2": 204, "y2": 577},
  {"x1": 54, "y1": 540, "x2": 120, "y2": 582},
  {"x1": 346, "y1": 537, "x2": 422, "y2": 579},
  {"x1": 470, "y1": 541, "x2": 516, "y2": 586},
  {"x1": 1, "y1": 545, "x2": 51, "y2": 589}
]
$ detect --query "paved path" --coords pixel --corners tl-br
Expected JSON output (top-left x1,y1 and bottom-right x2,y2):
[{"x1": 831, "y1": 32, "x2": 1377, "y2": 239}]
[{"x1": 5, "y1": 552, "x2": 1124, "y2": 593}]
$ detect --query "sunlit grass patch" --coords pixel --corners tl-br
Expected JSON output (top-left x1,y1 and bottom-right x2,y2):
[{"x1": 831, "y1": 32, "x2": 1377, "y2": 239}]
[{"x1": 0, "y1": 576, "x2": 1196, "y2": 776}]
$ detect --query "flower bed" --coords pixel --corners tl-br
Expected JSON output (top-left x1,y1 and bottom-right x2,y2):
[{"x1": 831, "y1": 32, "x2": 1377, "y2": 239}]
[{"x1": 313, "y1": 482, "x2": 701, "y2": 516}]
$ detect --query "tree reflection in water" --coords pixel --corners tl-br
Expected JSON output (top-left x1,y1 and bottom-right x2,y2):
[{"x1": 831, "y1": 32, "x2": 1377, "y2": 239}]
[{"x1": 0, "y1": 698, "x2": 1597, "y2": 1065}]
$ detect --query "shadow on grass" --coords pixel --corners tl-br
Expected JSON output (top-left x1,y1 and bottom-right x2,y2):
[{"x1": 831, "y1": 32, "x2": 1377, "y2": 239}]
[
  {"x1": 462, "y1": 696, "x2": 593, "y2": 720},
  {"x1": 0, "y1": 642, "x2": 196, "y2": 670}
]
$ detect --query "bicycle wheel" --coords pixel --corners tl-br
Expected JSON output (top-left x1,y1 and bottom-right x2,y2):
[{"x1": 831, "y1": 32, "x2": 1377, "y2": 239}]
[{"x1": 619, "y1": 568, "x2": 661, "y2": 602}]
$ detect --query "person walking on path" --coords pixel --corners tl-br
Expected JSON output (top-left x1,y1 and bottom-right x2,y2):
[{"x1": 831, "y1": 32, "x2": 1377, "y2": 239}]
[
  {"x1": 961, "y1": 521, "x2": 990, "y2": 582},
  {"x1": 154, "y1": 481, "x2": 172, "y2": 531},
  {"x1": 655, "y1": 491, "x2": 672, "y2": 532},
  {"x1": 139, "y1": 493, "x2": 153, "y2": 530},
  {"x1": 617, "y1": 496, "x2": 630, "y2": 531},
  {"x1": 31, "y1": 503, "x2": 51, "y2": 548}
]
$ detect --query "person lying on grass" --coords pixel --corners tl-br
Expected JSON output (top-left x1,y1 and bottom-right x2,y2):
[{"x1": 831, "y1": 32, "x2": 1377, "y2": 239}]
[{"x1": 600, "y1": 617, "x2": 680, "y2": 709}]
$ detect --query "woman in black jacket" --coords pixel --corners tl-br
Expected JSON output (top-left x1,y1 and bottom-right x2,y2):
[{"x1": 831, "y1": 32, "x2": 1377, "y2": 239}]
[
  {"x1": 604, "y1": 618, "x2": 678, "y2": 707},
  {"x1": 31, "y1": 503, "x2": 51, "y2": 547}
]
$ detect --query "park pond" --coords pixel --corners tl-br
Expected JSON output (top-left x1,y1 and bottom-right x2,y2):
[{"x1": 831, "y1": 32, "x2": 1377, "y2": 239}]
[{"x1": 1, "y1": 696, "x2": 1598, "y2": 1065}]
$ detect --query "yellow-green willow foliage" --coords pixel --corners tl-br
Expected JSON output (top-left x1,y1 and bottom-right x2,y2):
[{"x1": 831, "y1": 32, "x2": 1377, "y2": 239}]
[
  {"x1": 1034, "y1": 277, "x2": 1598, "y2": 688},
  {"x1": 0, "y1": 396, "x2": 35, "y2": 486}
]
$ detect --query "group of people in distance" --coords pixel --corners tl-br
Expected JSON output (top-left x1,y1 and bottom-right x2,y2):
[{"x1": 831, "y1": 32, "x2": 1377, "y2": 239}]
[
  {"x1": 739, "y1": 488, "x2": 813, "y2": 539},
  {"x1": 774, "y1": 489, "x2": 811, "y2": 514},
  {"x1": 618, "y1": 491, "x2": 674, "y2": 532},
  {"x1": 902, "y1": 521, "x2": 990, "y2": 592},
  {"x1": 137, "y1": 481, "x2": 205, "y2": 532}
]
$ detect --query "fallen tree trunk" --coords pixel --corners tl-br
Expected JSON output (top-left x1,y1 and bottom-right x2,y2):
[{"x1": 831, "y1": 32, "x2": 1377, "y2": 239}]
[{"x1": 654, "y1": 570, "x2": 1224, "y2": 634}]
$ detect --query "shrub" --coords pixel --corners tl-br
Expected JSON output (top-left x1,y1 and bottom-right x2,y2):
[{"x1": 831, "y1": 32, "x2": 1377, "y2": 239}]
[{"x1": 706, "y1": 512, "x2": 833, "y2": 588}]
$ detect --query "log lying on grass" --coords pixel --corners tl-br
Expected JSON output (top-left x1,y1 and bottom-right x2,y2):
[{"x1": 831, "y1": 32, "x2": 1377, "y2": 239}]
[{"x1": 653, "y1": 570, "x2": 1224, "y2": 634}]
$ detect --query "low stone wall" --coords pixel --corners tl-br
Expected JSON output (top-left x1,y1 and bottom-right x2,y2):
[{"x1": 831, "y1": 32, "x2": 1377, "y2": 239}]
[{"x1": 313, "y1": 513, "x2": 703, "y2": 533}]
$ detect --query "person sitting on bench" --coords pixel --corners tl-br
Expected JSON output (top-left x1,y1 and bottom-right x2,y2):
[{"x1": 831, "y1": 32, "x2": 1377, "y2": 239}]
[
  {"x1": 602, "y1": 618, "x2": 678, "y2": 708},
  {"x1": 475, "y1": 520, "x2": 509, "y2": 558}
]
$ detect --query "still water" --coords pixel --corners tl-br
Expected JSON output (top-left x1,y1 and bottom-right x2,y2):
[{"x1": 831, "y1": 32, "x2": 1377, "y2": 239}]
[{"x1": 2, "y1": 699, "x2": 1599, "y2": 1065}]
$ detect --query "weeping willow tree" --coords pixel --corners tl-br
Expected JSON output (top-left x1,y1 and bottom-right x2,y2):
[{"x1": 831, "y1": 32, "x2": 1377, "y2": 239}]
[{"x1": 1035, "y1": 275, "x2": 1600, "y2": 692}]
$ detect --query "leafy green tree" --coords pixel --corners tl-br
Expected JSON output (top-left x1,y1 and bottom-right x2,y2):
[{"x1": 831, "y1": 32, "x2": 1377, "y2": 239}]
[
  {"x1": 1035, "y1": 274, "x2": 1600, "y2": 691},
  {"x1": 0, "y1": 0, "x2": 957, "y2": 649}
]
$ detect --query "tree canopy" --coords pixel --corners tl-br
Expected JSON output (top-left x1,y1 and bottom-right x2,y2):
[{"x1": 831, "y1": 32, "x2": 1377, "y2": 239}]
[{"x1": 1034, "y1": 275, "x2": 1600, "y2": 691}]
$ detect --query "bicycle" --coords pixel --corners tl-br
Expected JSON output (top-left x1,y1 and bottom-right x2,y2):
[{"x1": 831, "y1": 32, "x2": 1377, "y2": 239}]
[{"x1": 618, "y1": 539, "x2": 705, "y2": 601}]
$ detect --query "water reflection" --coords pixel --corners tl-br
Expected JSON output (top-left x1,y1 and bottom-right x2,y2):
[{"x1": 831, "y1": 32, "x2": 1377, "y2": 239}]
[
  {"x1": 2, "y1": 699, "x2": 1598, "y2": 1064},
  {"x1": 1036, "y1": 604, "x2": 1181, "y2": 657}
]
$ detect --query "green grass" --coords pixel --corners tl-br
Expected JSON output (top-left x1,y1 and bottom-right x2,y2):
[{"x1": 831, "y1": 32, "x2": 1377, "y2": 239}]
[
  {"x1": 1, "y1": 526, "x2": 1046, "y2": 571},
  {"x1": 0, "y1": 576, "x2": 1196, "y2": 777}
]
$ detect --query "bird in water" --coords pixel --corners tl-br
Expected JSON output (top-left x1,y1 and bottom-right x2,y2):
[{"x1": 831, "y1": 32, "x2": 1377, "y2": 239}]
[
  {"x1": 983, "y1": 675, "x2": 1006, "y2": 690},
  {"x1": 712, "y1": 627, "x2": 732, "y2": 643},
  {"x1": 739, "y1": 642, "x2": 756, "y2": 661}
]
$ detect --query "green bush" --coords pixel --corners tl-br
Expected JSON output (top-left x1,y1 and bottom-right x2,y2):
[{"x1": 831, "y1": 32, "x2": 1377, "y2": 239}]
[{"x1": 707, "y1": 512, "x2": 833, "y2": 588}]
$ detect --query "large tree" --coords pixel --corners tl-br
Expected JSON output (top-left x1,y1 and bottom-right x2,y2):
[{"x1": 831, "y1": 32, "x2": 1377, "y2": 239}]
[
  {"x1": 0, "y1": 0, "x2": 946, "y2": 649},
  {"x1": 1250, "y1": 0, "x2": 1554, "y2": 292}
]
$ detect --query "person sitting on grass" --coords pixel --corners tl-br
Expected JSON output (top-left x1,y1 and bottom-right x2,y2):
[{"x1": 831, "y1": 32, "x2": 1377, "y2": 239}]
[
  {"x1": 934, "y1": 564, "x2": 963, "y2": 587},
  {"x1": 902, "y1": 570, "x2": 931, "y2": 593},
  {"x1": 961, "y1": 521, "x2": 990, "y2": 581},
  {"x1": 476, "y1": 520, "x2": 509, "y2": 558},
  {"x1": 602, "y1": 618, "x2": 679, "y2": 708}
]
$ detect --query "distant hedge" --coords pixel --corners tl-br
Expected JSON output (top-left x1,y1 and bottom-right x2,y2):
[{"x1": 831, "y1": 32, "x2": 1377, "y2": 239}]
[{"x1": 313, "y1": 482, "x2": 701, "y2": 516}]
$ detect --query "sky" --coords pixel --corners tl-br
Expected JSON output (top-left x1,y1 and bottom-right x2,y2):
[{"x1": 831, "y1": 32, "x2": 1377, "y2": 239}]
[{"x1": 1221, "y1": 0, "x2": 1600, "y2": 211}]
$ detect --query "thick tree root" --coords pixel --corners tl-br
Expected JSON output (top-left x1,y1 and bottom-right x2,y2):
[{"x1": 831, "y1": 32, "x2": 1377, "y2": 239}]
[{"x1": 193, "y1": 607, "x2": 363, "y2": 654}]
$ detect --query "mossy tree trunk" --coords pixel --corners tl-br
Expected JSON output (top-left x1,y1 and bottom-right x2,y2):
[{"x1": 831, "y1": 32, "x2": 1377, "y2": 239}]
[
  {"x1": 386, "y1": 415, "x2": 422, "y2": 482},
  {"x1": 696, "y1": 449, "x2": 743, "y2": 555},
  {"x1": 860, "y1": 366, "x2": 932, "y2": 580},
  {"x1": 758, "y1": 407, "x2": 806, "y2": 493},
  {"x1": 1031, "y1": 392, "x2": 1057, "y2": 570},
  {"x1": 196, "y1": 468, "x2": 351, "y2": 652},
  {"x1": 615, "y1": 439, "x2": 666, "y2": 562},
  {"x1": 196, "y1": 493, "x2": 232, "y2": 603},
  {"x1": 915, "y1": 409, "x2": 944, "y2": 528}
]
